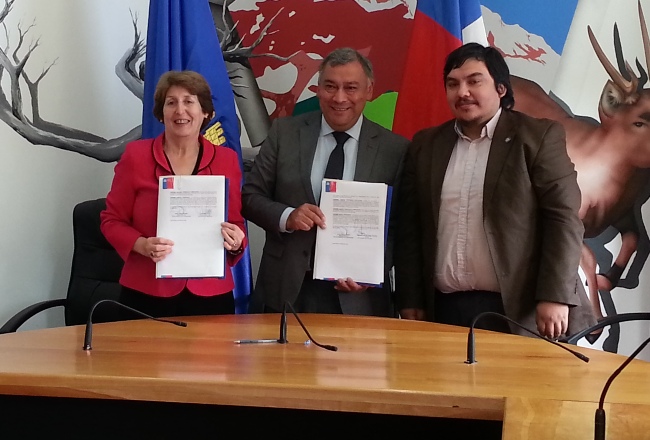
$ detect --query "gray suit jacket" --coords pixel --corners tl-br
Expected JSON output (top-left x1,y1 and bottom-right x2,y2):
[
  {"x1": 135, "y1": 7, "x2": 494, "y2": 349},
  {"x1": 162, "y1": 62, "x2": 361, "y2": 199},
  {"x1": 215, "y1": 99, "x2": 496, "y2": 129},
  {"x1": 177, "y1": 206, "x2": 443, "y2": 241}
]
[
  {"x1": 242, "y1": 111, "x2": 408, "y2": 314},
  {"x1": 395, "y1": 110, "x2": 596, "y2": 336}
]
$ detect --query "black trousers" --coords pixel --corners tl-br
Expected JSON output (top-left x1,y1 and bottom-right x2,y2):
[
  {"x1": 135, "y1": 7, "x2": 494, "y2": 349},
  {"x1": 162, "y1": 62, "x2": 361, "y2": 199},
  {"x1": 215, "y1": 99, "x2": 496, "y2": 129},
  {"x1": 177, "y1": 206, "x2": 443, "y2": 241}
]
[
  {"x1": 434, "y1": 290, "x2": 511, "y2": 333},
  {"x1": 294, "y1": 276, "x2": 344, "y2": 313},
  {"x1": 262, "y1": 272, "x2": 393, "y2": 316},
  {"x1": 263, "y1": 274, "x2": 343, "y2": 314},
  {"x1": 120, "y1": 286, "x2": 235, "y2": 319}
]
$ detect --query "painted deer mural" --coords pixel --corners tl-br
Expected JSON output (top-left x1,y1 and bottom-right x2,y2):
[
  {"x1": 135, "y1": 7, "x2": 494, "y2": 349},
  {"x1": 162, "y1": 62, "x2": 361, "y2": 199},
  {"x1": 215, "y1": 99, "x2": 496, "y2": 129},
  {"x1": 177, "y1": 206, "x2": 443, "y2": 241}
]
[{"x1": 512, "y1": 2, "x2": 650, "y2": 346}]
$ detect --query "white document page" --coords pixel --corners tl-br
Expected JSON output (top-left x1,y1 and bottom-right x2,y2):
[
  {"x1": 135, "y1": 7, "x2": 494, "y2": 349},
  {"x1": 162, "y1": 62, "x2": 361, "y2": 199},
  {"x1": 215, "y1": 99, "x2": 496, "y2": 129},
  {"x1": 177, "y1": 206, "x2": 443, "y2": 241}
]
[
  {"x1": 156, "y1": 175, "x2": 226, "y2": 278},
  {"x1": 313, "y1": 179, "x2": 387, "y2": 285}
]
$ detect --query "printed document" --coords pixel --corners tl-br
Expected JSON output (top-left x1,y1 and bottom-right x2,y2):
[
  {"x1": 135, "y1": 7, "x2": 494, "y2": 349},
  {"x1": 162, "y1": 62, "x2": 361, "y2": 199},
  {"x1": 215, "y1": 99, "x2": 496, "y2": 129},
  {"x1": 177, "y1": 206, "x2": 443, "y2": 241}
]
[
  {"x1": 313, "y1": 179, "x2": 387, "y2": 285},
  {"x1": 156, "y1": 175, "x2": 226, "y2": 278}
]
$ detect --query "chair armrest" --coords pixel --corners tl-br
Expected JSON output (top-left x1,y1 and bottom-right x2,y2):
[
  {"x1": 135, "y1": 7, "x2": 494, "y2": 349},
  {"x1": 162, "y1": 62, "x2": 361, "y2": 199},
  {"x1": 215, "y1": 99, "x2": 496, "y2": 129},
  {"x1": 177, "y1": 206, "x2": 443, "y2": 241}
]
[{"x1": 0, "y1": 299, "x2": 67, "y2": 334}]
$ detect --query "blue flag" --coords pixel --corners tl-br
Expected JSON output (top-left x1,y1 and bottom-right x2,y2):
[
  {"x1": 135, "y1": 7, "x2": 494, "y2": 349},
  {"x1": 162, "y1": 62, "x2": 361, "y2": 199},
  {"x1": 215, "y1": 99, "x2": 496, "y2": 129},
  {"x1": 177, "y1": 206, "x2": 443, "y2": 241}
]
[{"x1": 143, "y1": 0, "x2": 253, "y2": 313}]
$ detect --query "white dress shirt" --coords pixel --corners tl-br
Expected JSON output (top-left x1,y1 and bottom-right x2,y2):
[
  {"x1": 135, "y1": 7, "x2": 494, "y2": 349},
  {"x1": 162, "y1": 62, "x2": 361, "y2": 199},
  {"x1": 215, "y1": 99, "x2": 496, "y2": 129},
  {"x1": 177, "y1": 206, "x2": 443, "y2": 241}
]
[
  {"x1": 279, "y1": 116, "x2": 362, "y2": 232},
  {"x1": 435, "y1": 109, "x2": 502, "y2": 294},
  {"x1": 310, "y1": 116, "x2": 362, "y2": 202}
]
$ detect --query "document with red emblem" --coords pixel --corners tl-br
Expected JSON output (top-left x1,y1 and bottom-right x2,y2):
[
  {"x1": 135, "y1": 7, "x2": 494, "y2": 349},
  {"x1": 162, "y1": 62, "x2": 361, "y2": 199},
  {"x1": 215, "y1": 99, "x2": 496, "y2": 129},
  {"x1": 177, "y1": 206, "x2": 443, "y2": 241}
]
[
  {"x1": 313, "y1": 179, "x2": 389, "y2": 286},
  {"x1": 156, "y1": 175, "x2": 227, "y2": 279}
]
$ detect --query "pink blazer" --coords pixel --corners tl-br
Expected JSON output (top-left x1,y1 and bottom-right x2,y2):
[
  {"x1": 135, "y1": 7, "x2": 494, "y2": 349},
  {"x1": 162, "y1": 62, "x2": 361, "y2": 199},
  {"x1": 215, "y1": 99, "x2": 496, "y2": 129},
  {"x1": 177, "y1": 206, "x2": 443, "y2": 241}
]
[{"x1": 100, "y1": 134, "x2": 247, "y2": 298}]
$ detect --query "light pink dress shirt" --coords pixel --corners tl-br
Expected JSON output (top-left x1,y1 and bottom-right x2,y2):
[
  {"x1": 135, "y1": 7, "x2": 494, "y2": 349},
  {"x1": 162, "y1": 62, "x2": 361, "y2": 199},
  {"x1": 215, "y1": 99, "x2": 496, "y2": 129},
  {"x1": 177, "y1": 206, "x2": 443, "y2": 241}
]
[{"x1": 435, "y1": 109, "x2": 502, "y2": 294}]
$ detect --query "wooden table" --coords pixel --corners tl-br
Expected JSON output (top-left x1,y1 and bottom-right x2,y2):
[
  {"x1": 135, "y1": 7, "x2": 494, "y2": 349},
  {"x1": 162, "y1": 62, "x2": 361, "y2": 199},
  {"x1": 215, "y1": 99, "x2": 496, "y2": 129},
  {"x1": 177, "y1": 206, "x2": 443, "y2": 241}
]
[
  {"x1": 502, "y1": 398, "x2": 650, "y2": 440},
  {"x1": 0, "y1": 314, "x2": 648, "y2": 437}
]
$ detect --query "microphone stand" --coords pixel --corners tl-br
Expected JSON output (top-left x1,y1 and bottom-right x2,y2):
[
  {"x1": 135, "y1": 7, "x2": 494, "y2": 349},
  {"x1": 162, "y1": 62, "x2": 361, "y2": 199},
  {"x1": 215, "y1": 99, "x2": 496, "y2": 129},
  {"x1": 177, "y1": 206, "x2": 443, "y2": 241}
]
[
  {"x1": 235, "y1": 302, "x2": 338, "y2": 351},
  {"x1": 594, "y1": 335, "x2": 650, "y2": 440},
  {"x1": 278, "y1": 302, "x2": 288, "y2": 344},
  {"x1": 465, "y1": 311, "x2": 589, "y2": 364},
  {"x1": 83, "y1": 299, "x2": 187, "y2": 351},
  {"x1": 281, "y1": 302, "x2": 338, "y2": 352}
]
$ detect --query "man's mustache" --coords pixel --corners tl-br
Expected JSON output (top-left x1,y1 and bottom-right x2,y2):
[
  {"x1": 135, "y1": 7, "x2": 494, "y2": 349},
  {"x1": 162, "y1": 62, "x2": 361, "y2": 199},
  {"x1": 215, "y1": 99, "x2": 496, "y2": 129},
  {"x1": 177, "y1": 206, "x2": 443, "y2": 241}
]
[{"x1": 456, "y1": 99, "x2": 478, "y2": 107}]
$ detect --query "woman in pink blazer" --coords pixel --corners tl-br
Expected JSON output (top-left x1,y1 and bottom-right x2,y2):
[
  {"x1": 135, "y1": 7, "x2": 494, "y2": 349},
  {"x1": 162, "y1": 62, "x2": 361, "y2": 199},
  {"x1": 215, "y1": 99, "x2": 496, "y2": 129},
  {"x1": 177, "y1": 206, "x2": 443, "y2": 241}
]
[{"x1": 101, "y1": 71, "x2": 246, "y2": 318}]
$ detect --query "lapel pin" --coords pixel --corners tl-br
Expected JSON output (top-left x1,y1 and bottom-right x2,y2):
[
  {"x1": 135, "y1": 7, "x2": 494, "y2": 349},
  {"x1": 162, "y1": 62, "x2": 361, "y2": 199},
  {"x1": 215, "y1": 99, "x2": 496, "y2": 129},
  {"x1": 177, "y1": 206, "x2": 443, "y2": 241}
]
[{"x1": 505, "y1": 137, "x2": 512, "y2": 143}]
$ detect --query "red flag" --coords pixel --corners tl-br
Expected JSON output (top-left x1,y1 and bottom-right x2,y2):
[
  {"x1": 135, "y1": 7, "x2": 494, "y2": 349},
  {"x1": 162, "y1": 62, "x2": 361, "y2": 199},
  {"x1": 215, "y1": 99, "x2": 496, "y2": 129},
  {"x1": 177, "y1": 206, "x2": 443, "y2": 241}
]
[{"x1": 393, "y1": 0, "x2": 487, "y2": 139}]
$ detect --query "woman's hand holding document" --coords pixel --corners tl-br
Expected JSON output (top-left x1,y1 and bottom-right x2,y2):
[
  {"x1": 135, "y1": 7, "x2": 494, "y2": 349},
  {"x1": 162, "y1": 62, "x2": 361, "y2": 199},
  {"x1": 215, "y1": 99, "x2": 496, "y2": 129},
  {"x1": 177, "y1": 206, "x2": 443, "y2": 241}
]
[
  {"x1": 156, "y1": 175, "x2": 227, "y2": 278},
  {"x1": 313, "y1": 179, "x2": 388, "y2": 286}
]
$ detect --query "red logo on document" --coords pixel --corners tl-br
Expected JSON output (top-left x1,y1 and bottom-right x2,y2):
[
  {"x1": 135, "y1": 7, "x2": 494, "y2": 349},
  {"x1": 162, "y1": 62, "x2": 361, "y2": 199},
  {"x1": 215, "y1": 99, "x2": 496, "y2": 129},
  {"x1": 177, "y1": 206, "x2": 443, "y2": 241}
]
[
  {"x1": 162, "y1": 177, "x2": 174, "y2": 189},
  {"x1": 325, "y1": 181, "x2": 336, "y2": 192}
]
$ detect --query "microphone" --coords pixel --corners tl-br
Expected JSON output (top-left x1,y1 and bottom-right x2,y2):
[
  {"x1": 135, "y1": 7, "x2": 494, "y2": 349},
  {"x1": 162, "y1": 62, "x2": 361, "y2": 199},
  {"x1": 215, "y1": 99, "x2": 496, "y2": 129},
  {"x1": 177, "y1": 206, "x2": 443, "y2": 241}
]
[
  {"x1": 464, "y1": 311, "x2": 589, "y2": 364},
  {"x1": 559, "y1": 312, "x2": 650, "y2": 345},
  {"x1": 278, "y1": 302, "x2": 288, "y2": 344},
  {"x1": 594, "y1": 335, "x2": 650, "y2": 440},
  {"x1": 83, "y1": 299, "x2": 187, "y2": 351},
  {"x1": 278, "y1": 301, "x2": 338, "y2": 352}
]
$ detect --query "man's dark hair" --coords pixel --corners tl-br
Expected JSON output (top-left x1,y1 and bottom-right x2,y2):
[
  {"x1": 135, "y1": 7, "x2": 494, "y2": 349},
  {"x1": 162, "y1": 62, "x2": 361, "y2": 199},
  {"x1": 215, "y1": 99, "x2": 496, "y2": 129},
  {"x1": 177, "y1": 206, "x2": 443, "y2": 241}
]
[
  {"x1": 318, "y1": 47, "x2": 374, "y2": 82},
  {"x1": 443, "y1": 43, "x2": 514, "y2": 109}
]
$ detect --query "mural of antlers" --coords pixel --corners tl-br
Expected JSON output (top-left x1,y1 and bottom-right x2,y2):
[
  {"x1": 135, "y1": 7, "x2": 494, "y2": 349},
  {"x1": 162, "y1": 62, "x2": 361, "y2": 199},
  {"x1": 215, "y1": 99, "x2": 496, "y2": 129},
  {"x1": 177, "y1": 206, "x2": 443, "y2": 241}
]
[
  {"x1": 512, "y1": 2, "x2": 650, "y2": 341},
  {"x1": 588, "y1": 2, "x2": 649, "y2": 105}
]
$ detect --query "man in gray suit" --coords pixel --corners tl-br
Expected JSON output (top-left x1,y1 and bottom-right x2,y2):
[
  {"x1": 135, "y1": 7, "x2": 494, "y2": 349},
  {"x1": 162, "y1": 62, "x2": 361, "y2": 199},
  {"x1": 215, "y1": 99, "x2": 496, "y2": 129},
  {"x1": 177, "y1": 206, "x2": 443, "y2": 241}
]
[
  {"x1": 242, "y1": 48, "x2": 408, "y2": 316},
  {"x1": 395, "y1": 43, "x2": 596, "y2": 338}
]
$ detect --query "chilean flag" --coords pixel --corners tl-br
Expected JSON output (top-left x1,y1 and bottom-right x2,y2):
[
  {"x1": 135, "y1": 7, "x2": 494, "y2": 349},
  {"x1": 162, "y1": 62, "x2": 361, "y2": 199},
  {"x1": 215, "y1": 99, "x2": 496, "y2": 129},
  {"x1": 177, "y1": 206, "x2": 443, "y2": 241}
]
[{"x1": 393, "y1": 0, "x2": 487, "y2": 140}]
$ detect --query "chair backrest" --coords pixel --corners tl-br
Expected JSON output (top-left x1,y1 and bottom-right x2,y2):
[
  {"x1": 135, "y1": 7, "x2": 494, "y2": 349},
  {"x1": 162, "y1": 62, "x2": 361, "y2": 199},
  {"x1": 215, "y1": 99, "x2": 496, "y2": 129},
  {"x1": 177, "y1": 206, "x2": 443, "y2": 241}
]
[{"x1": 65, "y1": 198, "x2": 123, "y2": 325}]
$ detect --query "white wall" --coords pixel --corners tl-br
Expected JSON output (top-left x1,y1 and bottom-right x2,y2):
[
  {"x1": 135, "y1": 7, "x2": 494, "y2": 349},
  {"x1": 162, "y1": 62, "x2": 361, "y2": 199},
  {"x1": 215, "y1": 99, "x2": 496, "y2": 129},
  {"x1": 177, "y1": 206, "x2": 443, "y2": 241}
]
[{"x1": 0, "y1": 0, "x2": 149, "y2": 329}]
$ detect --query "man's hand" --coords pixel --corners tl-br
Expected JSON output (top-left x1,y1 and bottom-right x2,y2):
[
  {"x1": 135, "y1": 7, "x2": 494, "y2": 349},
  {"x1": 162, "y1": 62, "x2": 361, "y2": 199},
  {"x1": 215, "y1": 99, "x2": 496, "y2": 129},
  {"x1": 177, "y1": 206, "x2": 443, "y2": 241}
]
[
  {"x1": 400, "y1": 308, "x2": 426, "y2": 320},
  {"x1": 535, "y1": 301, "x2": 569, "y2": 339},
  {"x1": 286, "y1": 204, "x2": 326, "y2": 231},
  {"x1": 334, "y1": 278, "x2": 368, "y2": 293}
]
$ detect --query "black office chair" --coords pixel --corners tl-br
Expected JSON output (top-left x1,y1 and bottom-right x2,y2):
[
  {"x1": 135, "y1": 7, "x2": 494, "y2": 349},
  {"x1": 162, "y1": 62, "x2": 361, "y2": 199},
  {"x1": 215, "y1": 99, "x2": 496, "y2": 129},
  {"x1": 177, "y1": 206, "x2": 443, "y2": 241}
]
[
  {"x1": 561, "y1": 312, "x2": 650, "y2": 347},
  {"x1": 0, "y1": 198, "x2": 124, "y2": 333}
]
